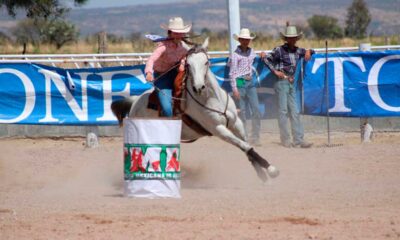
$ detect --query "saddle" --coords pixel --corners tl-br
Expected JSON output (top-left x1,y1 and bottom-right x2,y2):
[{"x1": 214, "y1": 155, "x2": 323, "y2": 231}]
[{"x1": 147, "y1": 70, "x2": 212, "y2": 137}]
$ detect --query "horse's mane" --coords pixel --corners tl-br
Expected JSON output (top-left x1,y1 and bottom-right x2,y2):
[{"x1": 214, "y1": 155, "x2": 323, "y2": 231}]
[{"x1": 187, "y1": 44, "x2": 207, "y2": 55}]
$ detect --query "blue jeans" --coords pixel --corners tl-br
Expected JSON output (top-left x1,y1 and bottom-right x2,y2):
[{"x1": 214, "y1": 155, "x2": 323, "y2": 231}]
[
  {"x1": 237, "y1": 80, "x2": 261, "y2": 140},
  {"x1": 274, "y1": 80, "x2": 304, "y2": 145},
  {"x1": 154, "y1": 69, "x2": 178, "y2": 117}
]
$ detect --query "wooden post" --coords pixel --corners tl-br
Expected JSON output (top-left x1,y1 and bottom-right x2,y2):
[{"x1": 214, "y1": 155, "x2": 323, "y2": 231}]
[
  {"x1": 98, "y1": 31, "x2": 108, "y2": 54},
  {"x1": 384, "y1": 36, "x2": 390, "y2": 45},
  {"x1": 85, "y1": 31, "x2": 108, "y2": 147}
]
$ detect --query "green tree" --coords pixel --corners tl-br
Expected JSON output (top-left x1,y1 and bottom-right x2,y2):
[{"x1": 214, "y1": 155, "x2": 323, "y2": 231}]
[
  {"x1": 12, "y1": 19, "x2": 42, "y2": 46},
  {"x1": 308, "y1": 15, "x2": 343, "y2": 39},
  {"x1": 2, "y1": 0, "x2": 87, "y2": 50},
  {"x1": 200, "y1": 28, "x2": 211, "y2": 36},
  {"x1": 0, "y1": 0, "x2": 87, "y2": 19},
  {"x1": 41, "y1": 19, "x2": 79, "y2": 49},
  {"x1": 345, "y1": 0, "x2": 371, "y2": 38}
]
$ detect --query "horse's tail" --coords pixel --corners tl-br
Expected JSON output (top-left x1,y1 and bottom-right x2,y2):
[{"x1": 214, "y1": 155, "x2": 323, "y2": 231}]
[{"x1": 111, "y1": 98, "x2": 133, "y2": 127}]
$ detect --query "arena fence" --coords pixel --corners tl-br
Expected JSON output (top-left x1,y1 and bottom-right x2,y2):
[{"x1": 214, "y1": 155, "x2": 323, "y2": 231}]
[{"x1": 1, "y1": 45, "x2": 399, "y2": 68}]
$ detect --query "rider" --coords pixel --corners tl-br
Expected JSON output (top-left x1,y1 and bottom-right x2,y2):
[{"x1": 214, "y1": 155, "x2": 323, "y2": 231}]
[{"x1": 145, "y1": 17, "x2": 191, "y2": 117}]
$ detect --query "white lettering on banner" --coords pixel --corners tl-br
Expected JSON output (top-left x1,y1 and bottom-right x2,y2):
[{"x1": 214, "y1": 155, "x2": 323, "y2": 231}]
[
  {"x1": 312, "y1": 57, "x2": 366, "y2": 112},
  {"x1": 93, "y1": 70, "x2": 143, "y2": 121},
  {"x1": 0, "y1": 69, "x2": 35, "y2": 123},
  {"x1": 368, "y1": 55, "x2": 400, "y2": 112},
  {"x1": 38, "y1": 69, "x2": 88, "y2": 122}
]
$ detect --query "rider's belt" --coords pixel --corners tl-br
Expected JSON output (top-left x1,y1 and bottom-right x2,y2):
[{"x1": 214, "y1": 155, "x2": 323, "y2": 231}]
[
  {"x1": 236, "y1": 78, "x2": 246, "y2": 88},
  {"x1": 236, "y1": 74, "x2": 252, "y2": 88}
]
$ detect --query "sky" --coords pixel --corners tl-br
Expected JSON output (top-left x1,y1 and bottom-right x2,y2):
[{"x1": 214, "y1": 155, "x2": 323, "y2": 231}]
[{"x1": 81, "y1": 0, "x2": 183, "y2": 8}]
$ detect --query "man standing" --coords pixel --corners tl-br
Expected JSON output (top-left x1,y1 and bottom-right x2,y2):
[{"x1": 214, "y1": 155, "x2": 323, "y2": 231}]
[
  {"x1": 229, "y1": 28, "x2": 261, "y2": 146},
  {"x1": 261, "y1": 24, "x2": 314, "y2": 148}
]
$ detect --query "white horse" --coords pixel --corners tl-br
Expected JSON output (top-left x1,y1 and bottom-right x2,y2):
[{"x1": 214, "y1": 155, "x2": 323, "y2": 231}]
[{"x1": 111, "y1": 38, "x2": 279, "y2": 182}]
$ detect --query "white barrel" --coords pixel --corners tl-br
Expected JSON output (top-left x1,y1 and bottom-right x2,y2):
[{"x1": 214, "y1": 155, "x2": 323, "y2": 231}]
[{"x1": 123, "y1": 118, "x2": 182, "y2": 198}]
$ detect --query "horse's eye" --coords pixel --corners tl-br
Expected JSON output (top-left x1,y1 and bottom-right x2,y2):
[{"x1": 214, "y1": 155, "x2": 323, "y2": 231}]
[{"x1": 205, "y1": 61, "x2": 209, "y2": 66}]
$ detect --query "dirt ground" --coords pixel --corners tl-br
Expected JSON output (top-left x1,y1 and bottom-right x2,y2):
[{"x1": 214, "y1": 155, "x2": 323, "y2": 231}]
[{"x1": 1, "y1": 131, "x2": 400, "y2": 240}]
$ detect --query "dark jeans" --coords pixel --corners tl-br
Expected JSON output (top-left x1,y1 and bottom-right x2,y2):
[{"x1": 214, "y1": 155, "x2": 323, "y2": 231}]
[{"x1": 154, "y1": 68, "x2": 178, "y2": 117}]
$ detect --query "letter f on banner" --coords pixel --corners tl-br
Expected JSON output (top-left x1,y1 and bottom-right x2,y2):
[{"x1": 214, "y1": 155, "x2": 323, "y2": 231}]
[{"x1": 312, "y1": 57, "x2": 366, "y2": 113}]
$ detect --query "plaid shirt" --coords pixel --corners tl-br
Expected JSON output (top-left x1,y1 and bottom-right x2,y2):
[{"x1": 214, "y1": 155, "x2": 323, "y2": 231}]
[
  {"x1": 263, "y1": 43, "x2": 315, "y2": 76},
  {"x1": 229, "y1": 46, "x2": 256, "y2": 90}
]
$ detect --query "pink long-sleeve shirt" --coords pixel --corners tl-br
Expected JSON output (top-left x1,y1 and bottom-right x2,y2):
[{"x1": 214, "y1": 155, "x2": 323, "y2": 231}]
[{"x1": 145, "y1": 41, "x2": 188, "y2": 74}]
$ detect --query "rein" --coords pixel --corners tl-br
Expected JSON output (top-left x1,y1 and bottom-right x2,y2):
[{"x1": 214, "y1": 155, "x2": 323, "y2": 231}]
[{"x1": 147, "y1": 62, "x2": 186, "y2": 101}]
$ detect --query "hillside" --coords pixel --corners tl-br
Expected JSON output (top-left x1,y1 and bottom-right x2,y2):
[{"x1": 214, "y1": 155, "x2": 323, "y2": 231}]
[{"x1": 0, "y1": 0, "x2": 399, "y2": 37}]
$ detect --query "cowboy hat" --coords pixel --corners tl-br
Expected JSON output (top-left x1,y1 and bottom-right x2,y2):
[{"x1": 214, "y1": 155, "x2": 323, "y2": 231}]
[
  {"x1": 233, "y1": 28, "x2": 256, "y2": 41},
  {"x1": 280, "y1": 25, "x2": 303, "y2": 40},
  {"x1": 160, "y1": 17, "x2": 192, "y2": 33}
]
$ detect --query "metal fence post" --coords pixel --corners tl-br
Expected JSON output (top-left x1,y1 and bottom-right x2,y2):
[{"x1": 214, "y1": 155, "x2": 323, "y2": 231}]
[
  {"x1": 359, "y1": 43, "x2": 373, "y2": 143},
  {"x1": 226, "y1": 0, "x2": 240, "y2": 56}
]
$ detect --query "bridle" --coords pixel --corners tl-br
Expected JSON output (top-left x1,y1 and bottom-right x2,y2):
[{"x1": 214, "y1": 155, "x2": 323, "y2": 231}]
[{"x1": 183, "y1": 46, "x2": 231, "y2": 127}]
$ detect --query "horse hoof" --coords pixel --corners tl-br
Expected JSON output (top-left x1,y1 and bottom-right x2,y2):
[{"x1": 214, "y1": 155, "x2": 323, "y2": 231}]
[
  {"x1": 267, "y1": 165, "x2": 279, "y2": 178},
  {"x1": 251, "y1": 161, "x2": 268, "y2": 183}
]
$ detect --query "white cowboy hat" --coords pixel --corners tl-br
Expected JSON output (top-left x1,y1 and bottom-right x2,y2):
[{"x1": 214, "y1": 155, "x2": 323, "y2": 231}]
[
  {"x1": 233, "y1": 28, "x2": 256, "y2": 41},
  {"x1": 280, "y1": 25, "x2": 303, "y2": 39},
  {"x1": 160, "y1": 17, "x2": 192, "y2": 33}
]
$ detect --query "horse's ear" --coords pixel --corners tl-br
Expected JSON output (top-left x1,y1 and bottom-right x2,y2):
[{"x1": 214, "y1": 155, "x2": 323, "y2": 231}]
[
  {"x1": 181, "y1": 40, "x2": 191, "y2": 51},
  {"x1": 201, "y1": 37, "x2": 209, "y2": 50}
]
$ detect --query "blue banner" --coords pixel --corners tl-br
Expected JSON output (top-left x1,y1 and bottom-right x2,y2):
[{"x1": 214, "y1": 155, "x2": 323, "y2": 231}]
[
  {"x1": 0, "y1": 50, "x2": 399, "y2": 125},
  {"x1": 0, "y1": 63, "x2": 151, "y2": 125},
  {"x1": 303, "y1": 50, "x2": 400, "y2": 117}
]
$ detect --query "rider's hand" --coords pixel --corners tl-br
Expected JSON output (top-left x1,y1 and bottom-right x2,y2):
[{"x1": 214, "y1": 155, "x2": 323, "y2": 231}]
[
  {"x1": 233, "y1": 89, "x2": 240, "y2": 100},
  {"x1": 178, "y1": 58, "x2": 186, "y2": 72},
  {"x1": 146, "y1": 72, "x2": 154, "y2": 82},
  {"x1": 274, "y1": 70, "x2": 286, "y2": 79},
  {"x1": 178, "y1": 63, "x2": 185, "y2": 72}
]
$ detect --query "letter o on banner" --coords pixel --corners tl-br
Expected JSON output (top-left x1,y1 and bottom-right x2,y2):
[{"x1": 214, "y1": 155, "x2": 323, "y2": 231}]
[
  {"x1": 123, "y1": 118, "x2": 182, "y2": 198},
  {"x1": 368, "y1": 55, "x2": 400, "y2": 112},
  {"x1": 0, "y1": 69, "x2": 35, "y2": 123}
]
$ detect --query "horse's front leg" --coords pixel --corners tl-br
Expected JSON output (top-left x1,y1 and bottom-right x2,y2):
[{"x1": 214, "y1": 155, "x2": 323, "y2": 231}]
[
  {"x1": 229, "y1": 116, "x2": 247, "y2": 142},
  {"x1": 215, "y1": 124, "x2": 251, "y2": 152},
  {"x1": 213, "y1": 124, "x2": 279, "y2": 181}
]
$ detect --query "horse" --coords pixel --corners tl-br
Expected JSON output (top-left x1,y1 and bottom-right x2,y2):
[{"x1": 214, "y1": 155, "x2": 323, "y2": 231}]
[{"x1": 111, "y1": 38, "x2": 279, "y2": 182}]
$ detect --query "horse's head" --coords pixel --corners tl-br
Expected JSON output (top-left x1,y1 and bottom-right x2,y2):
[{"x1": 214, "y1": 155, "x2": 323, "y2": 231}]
[{"x1": 182, "y1": 38, "x2": 210, "y2": 95}]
